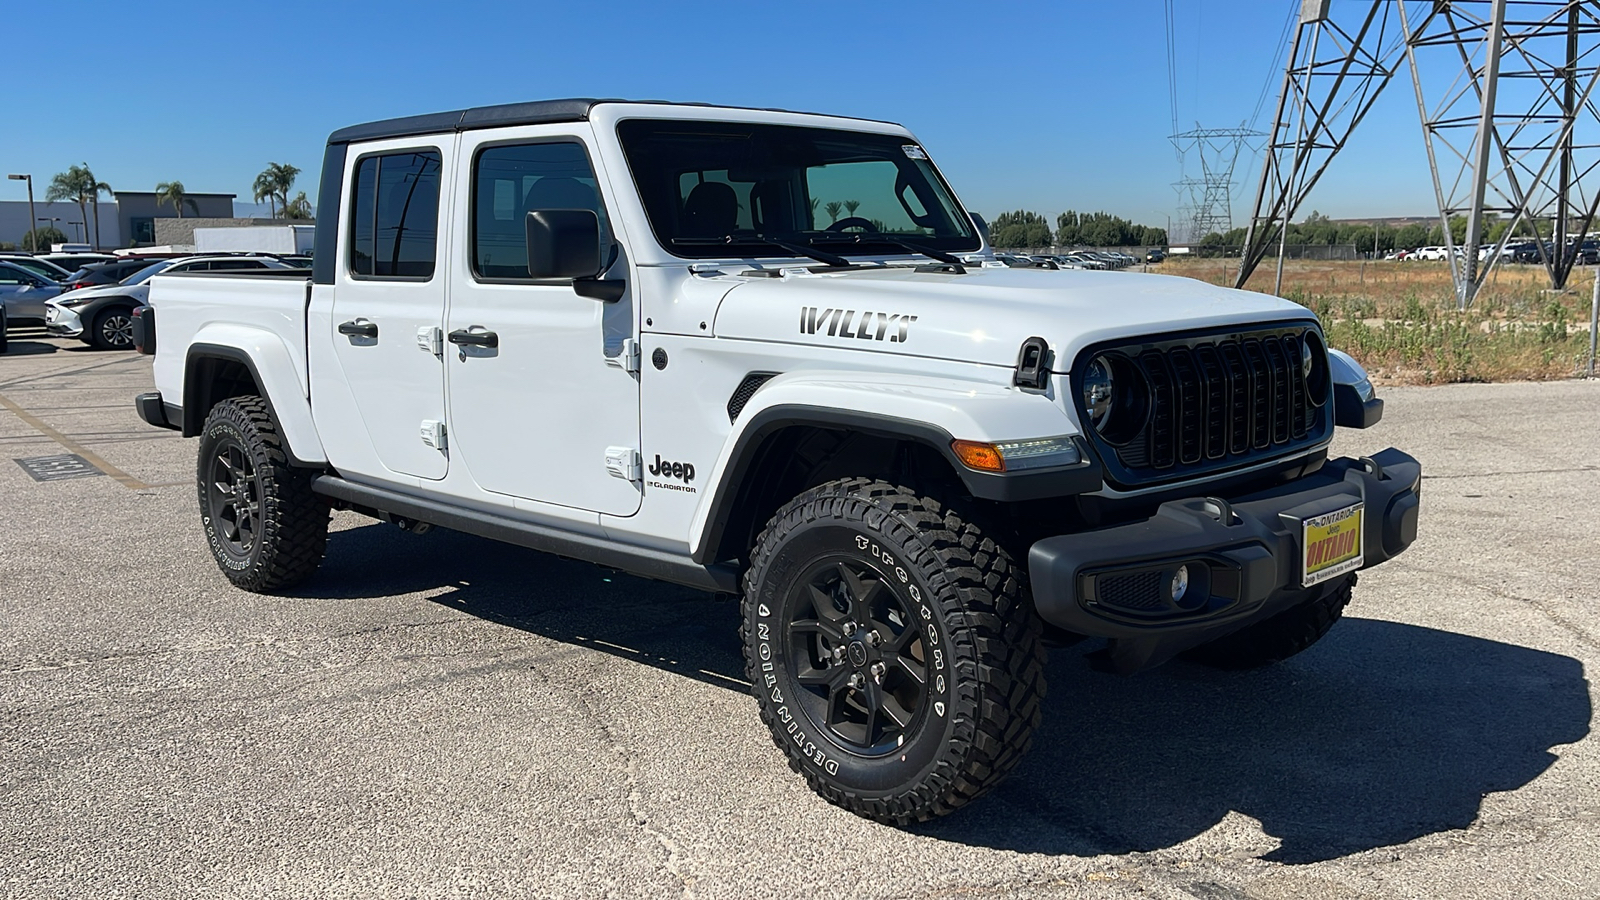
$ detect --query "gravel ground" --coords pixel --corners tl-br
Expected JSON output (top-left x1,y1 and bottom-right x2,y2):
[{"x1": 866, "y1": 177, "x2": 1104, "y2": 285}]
[{"x1": 1, "y1": 335, "x2": 1595, "y2": 899}]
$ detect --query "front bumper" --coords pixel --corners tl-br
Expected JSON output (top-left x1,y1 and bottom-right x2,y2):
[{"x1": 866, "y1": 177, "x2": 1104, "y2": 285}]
[
  {"x1": 1028, "y1": 448, "x2": 1420, "y2": 668},
  {"x1": 45, "y1": 304, "x2": 83, "y2": 337}
]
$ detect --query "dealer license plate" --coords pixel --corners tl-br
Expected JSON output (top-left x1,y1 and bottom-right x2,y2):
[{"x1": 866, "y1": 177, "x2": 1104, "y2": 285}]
[{"x1": 1301, "y1": 502, "x2": 1364, "y2": 587}]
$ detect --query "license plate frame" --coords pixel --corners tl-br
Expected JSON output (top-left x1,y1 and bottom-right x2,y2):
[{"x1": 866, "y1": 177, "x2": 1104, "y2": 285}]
[{"x1": 1301, "y1": 501, "x2": 1364, "y2": 588}]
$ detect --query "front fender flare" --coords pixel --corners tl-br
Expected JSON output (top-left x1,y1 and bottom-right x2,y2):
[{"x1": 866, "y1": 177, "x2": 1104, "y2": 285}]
[
  {"x1": 688, "y1": 372, "x2": 1101, "y2": 564},
  {"x1": 183, "y1": 327, "x2": 326, "y2": 466}
]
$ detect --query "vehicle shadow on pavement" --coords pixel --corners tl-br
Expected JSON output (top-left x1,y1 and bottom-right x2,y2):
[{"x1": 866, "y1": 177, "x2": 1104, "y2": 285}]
[
  {"x1": 312, "y1": 523, "x2": 1591, "y2": 865},
  {"x1": 0, "y1": 340, "x2": 59, "y2": 356},
  {"x1": 918, "y1": 622, "x2": 1592, "y2": 864},
  {"x1": 311, "y1": 523, "x2": 749, "y2": 689}
]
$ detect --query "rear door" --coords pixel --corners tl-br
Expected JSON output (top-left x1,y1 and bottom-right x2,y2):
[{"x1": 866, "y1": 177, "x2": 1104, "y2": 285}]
[
  {"x1": 444, "y1": 126, "x2": 640, "y2": 515},
  {"x1": 328, "y1": 139, "x2": 452, "y2": 480}
]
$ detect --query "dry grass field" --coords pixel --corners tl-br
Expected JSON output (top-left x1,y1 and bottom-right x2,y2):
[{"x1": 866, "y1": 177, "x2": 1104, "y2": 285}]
[{"x1": 1159, "y1": 257, "x2": 1597, "y2": 384}]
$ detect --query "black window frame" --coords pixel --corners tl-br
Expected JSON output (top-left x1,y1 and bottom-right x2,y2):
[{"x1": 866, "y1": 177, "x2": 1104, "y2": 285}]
[
  {"x1": 346, "y1": 145, "x2": 446, "y2": 283},
  {"x1": 467, "y1": 136, "x2": 613, "y2": 286}
]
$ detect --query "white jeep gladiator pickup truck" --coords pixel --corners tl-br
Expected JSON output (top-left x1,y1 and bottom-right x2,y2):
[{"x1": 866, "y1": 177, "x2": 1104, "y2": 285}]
[{"x1": 136, "y1": 98, "x2": 1418, "y2": 825}]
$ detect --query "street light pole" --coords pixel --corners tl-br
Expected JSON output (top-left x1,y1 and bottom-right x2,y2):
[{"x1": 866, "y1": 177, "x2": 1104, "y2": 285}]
[
  {"x1": 8, "y1": 174, "x2": 36, "y2": 251},
  {"x1": 67, "y1": 221, "x2": 83, "y2": 243}
]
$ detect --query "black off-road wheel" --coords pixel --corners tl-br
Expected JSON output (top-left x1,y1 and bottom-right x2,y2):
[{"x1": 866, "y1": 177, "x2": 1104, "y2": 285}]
[
  {"x1": 0, "y1": 307, "x2": 8, "y2": 354},
  {"x1": 197, "y1": 396, "x2": 328, "y2": 592},
  {"x1": 1182, "y1": 574, "x2": 1356, "y2": 670},
  {"x1": 741, "y1": 478, "x2": 1046, "y2": 825},
  {"x1": 90, "y1": 306, "x2": 136, "y2": 351}
]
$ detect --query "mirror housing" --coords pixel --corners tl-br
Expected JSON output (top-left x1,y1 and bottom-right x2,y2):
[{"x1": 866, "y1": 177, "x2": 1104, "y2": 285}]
[
  {"x1": 969, "y1": 212, "x2": 989, "y2": 244},
  {"x1": 526, "y1": 209, "x2": 603, "y2": 280}
]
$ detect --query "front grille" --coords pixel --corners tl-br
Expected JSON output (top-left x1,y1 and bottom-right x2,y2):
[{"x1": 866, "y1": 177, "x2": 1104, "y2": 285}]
[{"x1": 1076, "y1": 324, "x2": 1331, "y2": 487}]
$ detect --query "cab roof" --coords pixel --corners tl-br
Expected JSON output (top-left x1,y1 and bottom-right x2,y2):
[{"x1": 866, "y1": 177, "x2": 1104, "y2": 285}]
[{"x1": 325, "y1": 98, "x2": 894, "y2": 145}]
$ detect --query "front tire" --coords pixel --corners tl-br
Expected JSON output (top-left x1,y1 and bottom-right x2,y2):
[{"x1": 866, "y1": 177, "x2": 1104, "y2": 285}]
[
  {"x1": 90, "y1": 306, "x2": 136, "y2": 351},
  {"x1": 197, "y1": 397, "x2": 328, "y2": 592},
  {"x1": 741, "y1": 478, "x2": 1045, "y2": 824}
]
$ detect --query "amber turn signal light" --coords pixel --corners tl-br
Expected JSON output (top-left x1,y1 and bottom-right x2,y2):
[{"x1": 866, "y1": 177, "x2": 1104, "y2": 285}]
[{"x1": 951, "y1": 440, "x2": 1005, "y2": 472}]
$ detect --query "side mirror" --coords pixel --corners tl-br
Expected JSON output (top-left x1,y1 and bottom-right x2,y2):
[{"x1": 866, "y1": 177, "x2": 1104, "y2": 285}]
[
  {"x1": 969, "y1": 212, "x2": 989, "y2": 243},
  {"x1": 526, "y1": 209, "x2": 602, "y2": 280}
]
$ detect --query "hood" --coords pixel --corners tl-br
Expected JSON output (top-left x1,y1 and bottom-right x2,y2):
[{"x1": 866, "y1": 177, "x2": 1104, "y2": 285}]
[{"x1": 710, "y1": 265, "x2": 1316, "y2": 371}]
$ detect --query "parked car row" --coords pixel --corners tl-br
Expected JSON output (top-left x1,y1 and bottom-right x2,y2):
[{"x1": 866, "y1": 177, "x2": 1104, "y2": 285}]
[
  {"x1": 992, "y1": 250, "x2": 1147, "y2": 270},
  {"x1": 0, "y1": 252, "x2": 304, "y2": 353},
  {"x1": 1383, "y1": 238, "x2": 1599, "y2": 265}
]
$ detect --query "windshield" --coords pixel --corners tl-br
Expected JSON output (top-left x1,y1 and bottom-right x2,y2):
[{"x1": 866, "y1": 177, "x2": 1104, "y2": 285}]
[
  {"x1": 617, "y1": 119, "x2": 979, "y2": 260},
  {"x1": 122, "y1": 261, "x2": 173, "y2": 285}
]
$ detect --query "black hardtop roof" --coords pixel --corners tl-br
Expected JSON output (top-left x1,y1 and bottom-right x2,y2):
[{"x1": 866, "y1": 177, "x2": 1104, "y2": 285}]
[{"x1": 325, "y1": 98, "x2": 896, "y2": 145}]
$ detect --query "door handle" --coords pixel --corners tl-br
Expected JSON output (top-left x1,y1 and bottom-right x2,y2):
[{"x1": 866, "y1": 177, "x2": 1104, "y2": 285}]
[
  {"x1": 447, "y1": 328, "x2": 499, "y2": 348},
  {"x1": 338, "y1": 319, "x2": 378, "y2": 338}
]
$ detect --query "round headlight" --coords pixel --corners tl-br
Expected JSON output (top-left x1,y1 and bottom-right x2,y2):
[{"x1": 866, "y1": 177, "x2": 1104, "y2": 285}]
[{"x1": 1082, "y1": 355, "x2": 1114, "y2": 429}]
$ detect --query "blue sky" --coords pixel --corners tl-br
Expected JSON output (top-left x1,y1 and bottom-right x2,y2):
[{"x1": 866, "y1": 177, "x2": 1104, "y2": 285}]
[{"x1": 2, "y1": 0, "x2": 1441, "y2": 231}]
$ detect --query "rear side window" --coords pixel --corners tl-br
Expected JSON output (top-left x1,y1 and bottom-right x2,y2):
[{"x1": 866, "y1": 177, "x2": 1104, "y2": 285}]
[
  {"x1": 349, "y1": 149, "x2": 443, "y2": 279},
  {"x1": 471, "y1": 142, "x2": 605, "y2": 280}
]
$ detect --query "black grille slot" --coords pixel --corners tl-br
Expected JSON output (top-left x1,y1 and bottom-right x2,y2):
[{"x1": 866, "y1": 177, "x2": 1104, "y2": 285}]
[
  {"x1": 1083, "y1": 325, "x2": 1332, "y2": 487},
  {"x1": 1141, "y1": 350, "x2": 1176, "y2": 469},
  {"x1": 1169, "y1": 347, "x2": 1202, "y2": 465},
  {"x1": 726, "y1": 372, "x2": 777, "y2": 423},
  {"x1": 1096, "y1": 570, "x2": 1165, "y2": 612},
  {"x1": 1195, "y1": 345, "x2": 1228, "y2": 460}
]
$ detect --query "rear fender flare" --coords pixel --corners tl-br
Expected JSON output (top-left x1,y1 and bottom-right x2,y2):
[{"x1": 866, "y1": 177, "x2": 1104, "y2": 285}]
[{"x1": 183, "y1": 326, "x2": 326, "y2": 466}]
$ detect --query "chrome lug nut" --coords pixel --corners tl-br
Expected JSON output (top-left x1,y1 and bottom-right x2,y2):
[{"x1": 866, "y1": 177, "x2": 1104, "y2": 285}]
[
  {"x1": 848, "y1": 673, "x2": 866, "y2": 690},
  {"x1": 842, "y1": 621, "x2": 858, "y2": 636},
  {"x1": 866, "y1": 630, "x2": 882, "y2": 647},
  {"x1": 870, "y1": 661, "x2": 886, "y2": 681}
]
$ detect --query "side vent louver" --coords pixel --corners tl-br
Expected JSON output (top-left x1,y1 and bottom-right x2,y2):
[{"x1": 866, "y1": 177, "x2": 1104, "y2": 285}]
[{"x1": 727, "y1": 372, "x2": 778, "y2": 423}]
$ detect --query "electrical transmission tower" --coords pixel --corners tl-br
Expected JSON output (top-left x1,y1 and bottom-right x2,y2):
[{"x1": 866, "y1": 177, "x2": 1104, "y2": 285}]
[
  {"x1": 1237, "y1": 0, "x2": 1417, "y2": 292},
  {"x1": 1238, "y1": 0, "x2": 1600, "y2": 309},
  {"x1": 1170, "y1": 125, "x2": 1264, "y2": 243},
  {"x1": 1402, "y1": 0, "x2": 1600, "y2": 307}
]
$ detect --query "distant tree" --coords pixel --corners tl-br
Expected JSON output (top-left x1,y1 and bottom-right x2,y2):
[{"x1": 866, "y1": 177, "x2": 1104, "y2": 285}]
[
  {"x1": 252, "y1": 169, "x2": 278, "y2": 218},
  {"x1": 20, "y1": 226, "x2": 67, "y2": 251},
  {"x1": 843, "y1": 199, "x2": 861, "y2": 219},
  {"x1": 989, "y1": 210, "x2": 1053, "y2": 248},
  {"x1": 254, "y1": 161, "x2": 302, "y2": 218},
  {"x1": 824, "y1": 201, "x2": 843, "y2": 223},
  {"x1": 1394, "y1": 223, "x2": 1428, "y2": 250},
  {"x1": 282, "y1": 191, "x2": 313, "y2": 220},
  {"x1": 155, "y1": 180, "x2": 198, "y2": 218},
  {"x1": 46, "y1": 164, "x2": 113, "y2": 247}
]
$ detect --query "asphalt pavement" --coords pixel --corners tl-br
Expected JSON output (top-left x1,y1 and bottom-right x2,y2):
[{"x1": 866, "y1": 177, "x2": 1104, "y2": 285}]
[{"x1": 1, "y1": 333, "x2": 1596, "y2": 899}]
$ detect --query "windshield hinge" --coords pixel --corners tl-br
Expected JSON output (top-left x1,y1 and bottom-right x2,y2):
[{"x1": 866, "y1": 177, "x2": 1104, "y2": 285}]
[{"x1": 606, "y1": 338, "x2": 641, "y2": 374}]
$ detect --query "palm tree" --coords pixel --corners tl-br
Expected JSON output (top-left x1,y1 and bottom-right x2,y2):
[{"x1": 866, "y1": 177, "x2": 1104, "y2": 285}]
[
  {"x1": 45, "y1": 164, "x2": 111, "y2": 247},
  {"x1": 252, "y1": 169, "x2": 278, "y2": 218},
  {"x1": 253, "y1": 162, "x2": 302, "y2": 218},
  {"x1": 155, "y1": 180, "x2": 197, "y2": 218},
  {"x1": 282, "y1": 191, "x2": 313, "y2": 220},
  {"x1": 843, "y1": 199, "x2": 861, "y2": 220},
  {"x1": 825, "y1": 201, "x2": 843, "y2": 224},
  {"x1": 83, "y1": 164, "x2": 112, "y2": 248}
]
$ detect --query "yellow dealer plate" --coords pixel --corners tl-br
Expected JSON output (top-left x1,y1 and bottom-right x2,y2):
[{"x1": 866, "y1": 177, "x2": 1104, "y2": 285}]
[{"x1": 1302, "y1": 502, "x2": 1364, "y2": 587}]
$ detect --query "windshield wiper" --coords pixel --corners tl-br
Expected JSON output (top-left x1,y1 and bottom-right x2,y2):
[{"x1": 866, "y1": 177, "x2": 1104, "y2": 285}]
[
  {"x1": 808, "y1": 233, "x2": 965, "y2": 267},
  {"x1": 672, "y1": 235, "x2": 849, "y2": 268}
]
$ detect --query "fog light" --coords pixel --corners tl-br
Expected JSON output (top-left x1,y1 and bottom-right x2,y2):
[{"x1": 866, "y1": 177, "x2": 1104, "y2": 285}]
[{"x1": 1169, "y1": 565, "x2": 1189, "y2": 604}]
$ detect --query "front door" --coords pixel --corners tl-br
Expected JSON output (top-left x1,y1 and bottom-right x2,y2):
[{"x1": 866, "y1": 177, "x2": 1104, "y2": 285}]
[
  {"x1": 329, "y1": 141, "x2": 450, "y2": 480},
  {"x1": 445, "y1": 130, "x2": 641, "y2": 516}
]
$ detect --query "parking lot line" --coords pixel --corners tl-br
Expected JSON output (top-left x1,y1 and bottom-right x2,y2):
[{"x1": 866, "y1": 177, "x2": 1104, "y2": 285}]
[{"x1": 0, "y1": 389, "x2": 151, "y2": 490}]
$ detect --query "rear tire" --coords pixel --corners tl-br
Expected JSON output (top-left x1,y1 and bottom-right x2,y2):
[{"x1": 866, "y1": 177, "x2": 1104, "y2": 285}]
[
  {"x1": 1182, "y1": 574, "x2": 1356, "y2": 670},
  {"x1": 741, "y1": 478, "x2": 1045, "y2": 824},
  {"x1": 0, "y1": 307, "x2": 8, "y2": 354},
  {"x1": 196, "y1": 397, "x2": 328, "y2": 592},
  {"x1": 90, "y1": 306, "x2": 136, "y2": 351}
]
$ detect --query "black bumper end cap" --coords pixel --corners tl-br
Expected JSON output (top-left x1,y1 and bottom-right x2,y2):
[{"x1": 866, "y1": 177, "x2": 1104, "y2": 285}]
[
  {"x1": 1335, "y1": 384, "x2": 1384, "y2": 428},
  {"x1": 135, "y1": 392, "x2": 180, "y2": 431}
]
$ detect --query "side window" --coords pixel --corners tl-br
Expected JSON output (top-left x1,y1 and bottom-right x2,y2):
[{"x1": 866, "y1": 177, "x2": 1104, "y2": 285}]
[
  {"x1": 349, "y1": 149, "x2": 443, "y2": 279},
  {"x1": 472, "y1": 141, "x2": 604, "y2": 280}
]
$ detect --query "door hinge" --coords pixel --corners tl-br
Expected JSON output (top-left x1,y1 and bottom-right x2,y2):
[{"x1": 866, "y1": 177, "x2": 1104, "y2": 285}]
[
  {"x1": 605, "y1": 446, "x2": 641, "y2": 482},
  {"x1": 417, "y1": 325, "x2": 443, "y2": 357},
  {"x1": 605, "y1": 338, "x2": 640, "y2": 374},
  {"x1": 420, "y1": 419, "x2": 447, "y2": 451}
]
